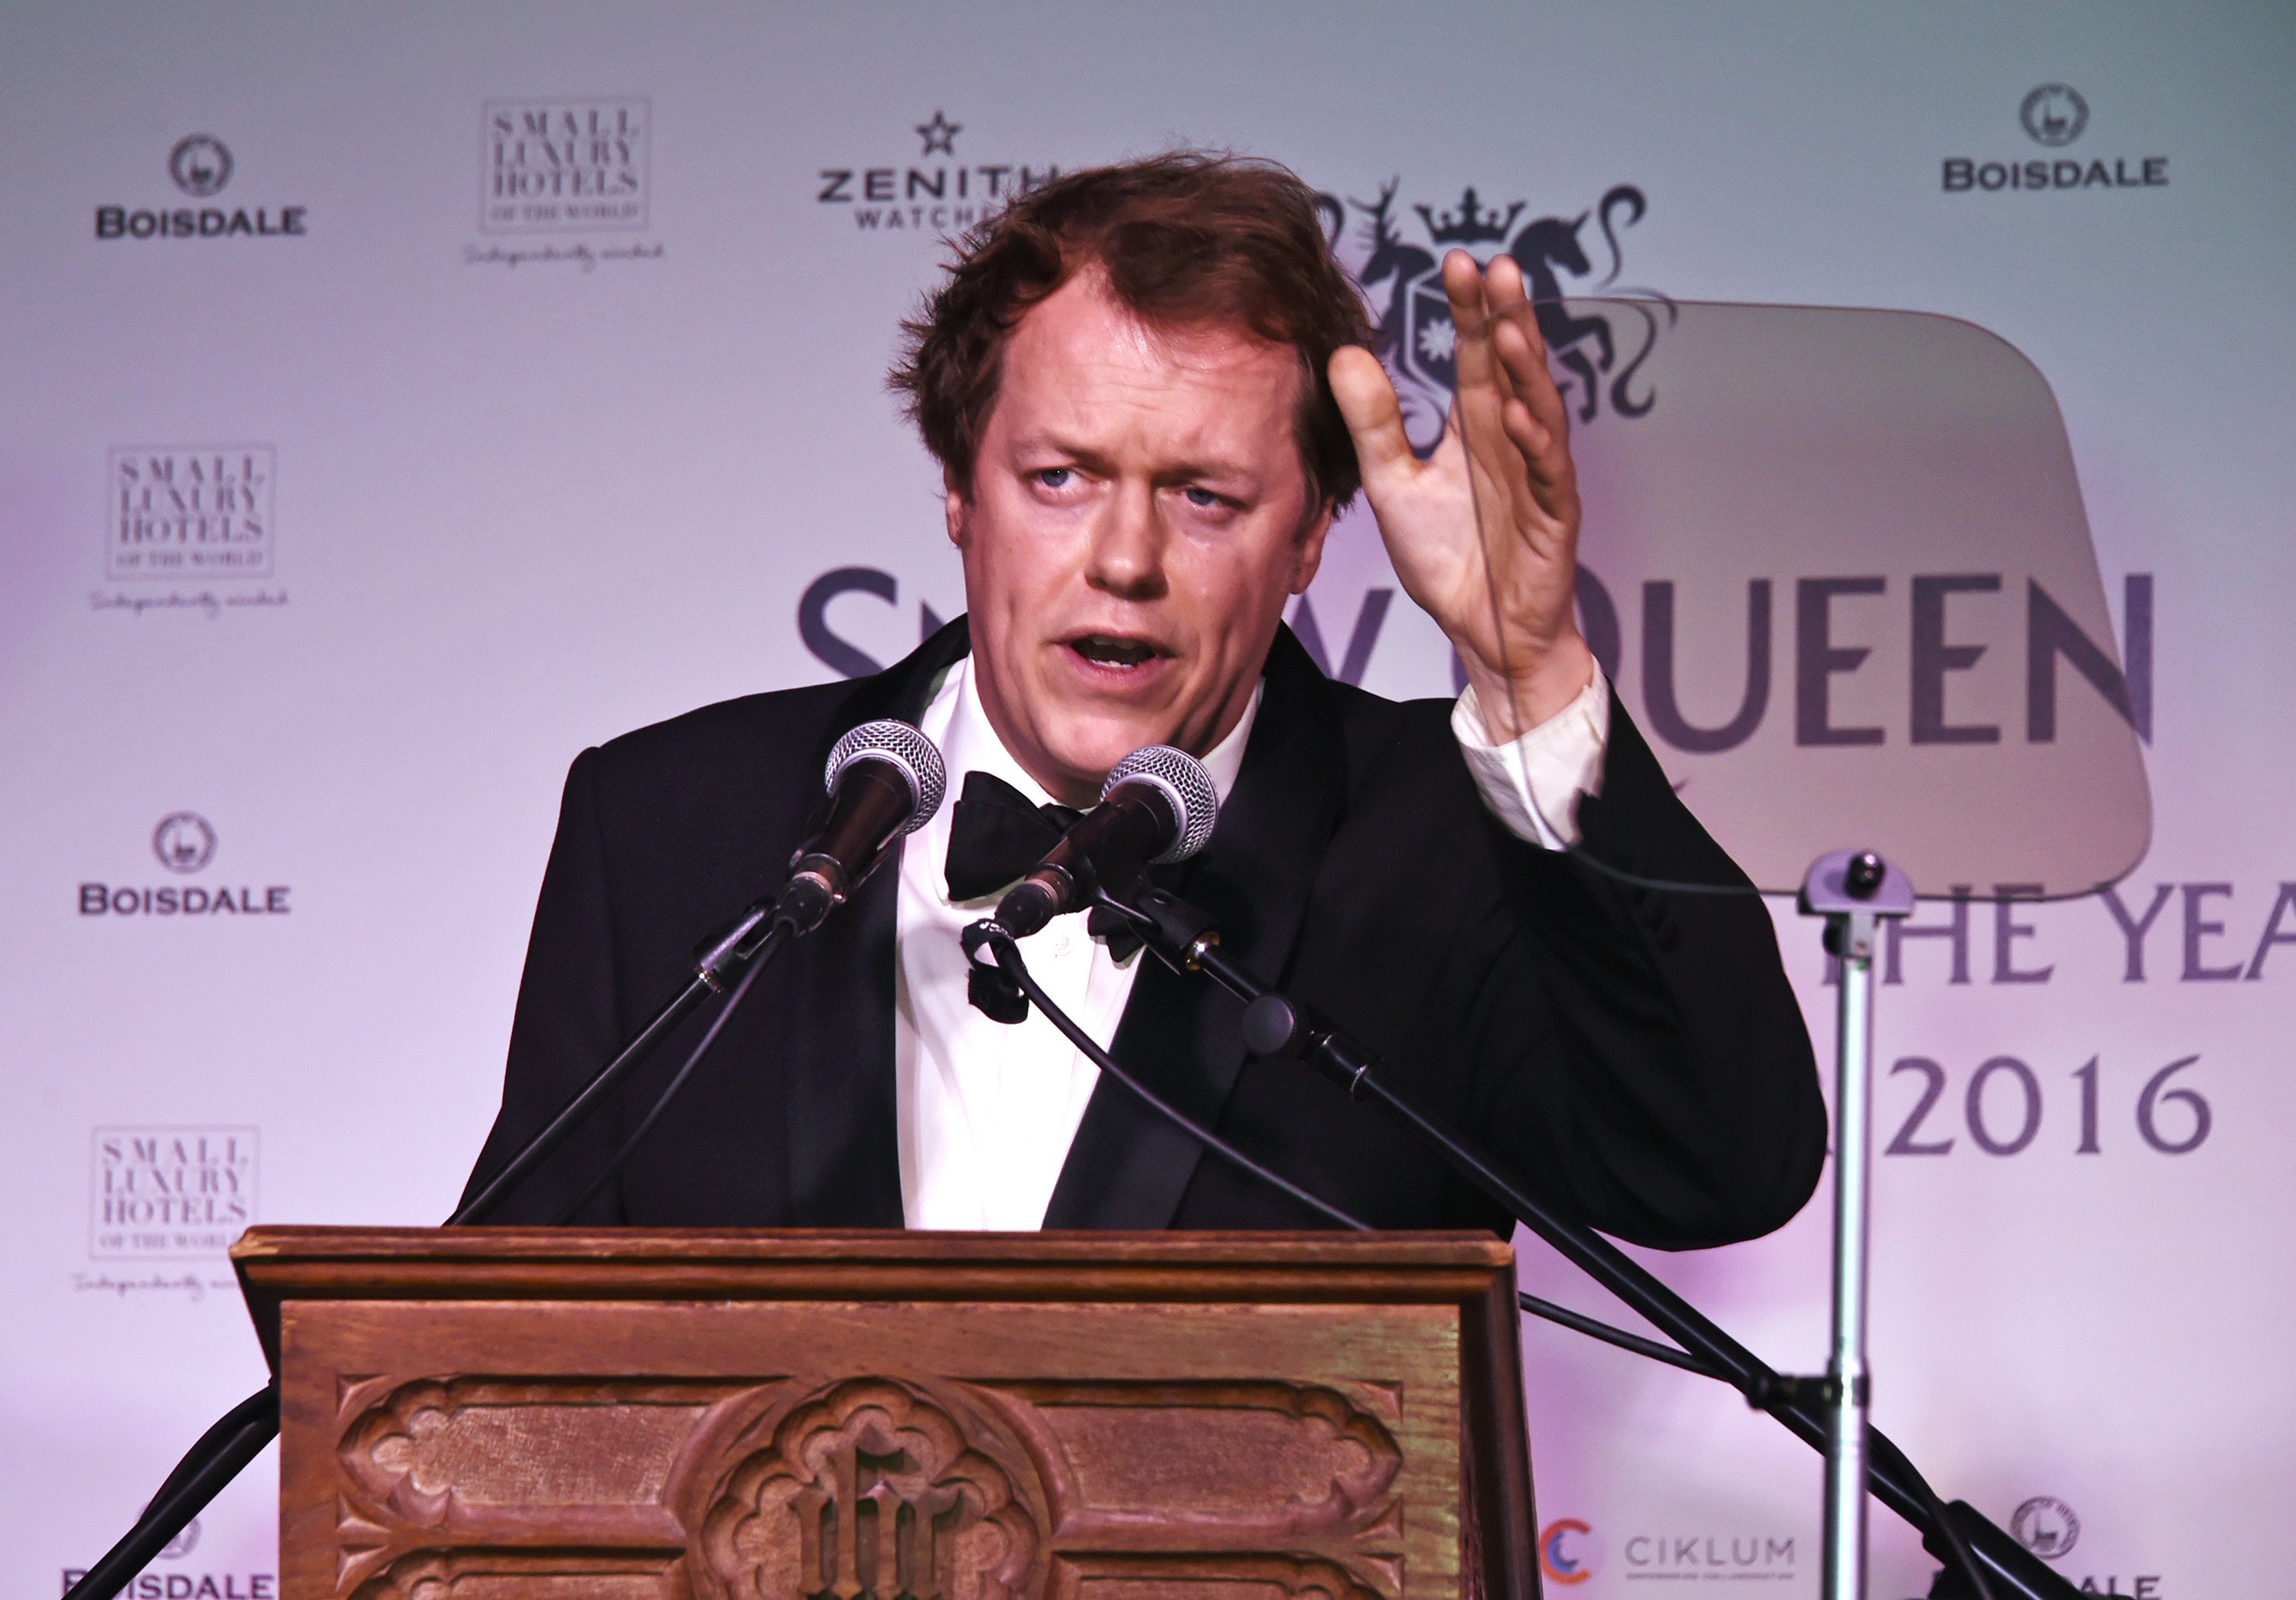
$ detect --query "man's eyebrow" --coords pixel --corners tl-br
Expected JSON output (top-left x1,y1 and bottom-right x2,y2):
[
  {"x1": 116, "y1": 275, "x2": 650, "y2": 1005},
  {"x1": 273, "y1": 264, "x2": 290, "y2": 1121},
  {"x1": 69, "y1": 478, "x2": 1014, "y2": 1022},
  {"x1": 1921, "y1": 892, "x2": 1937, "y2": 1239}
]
[
  {"x1": 1010, "y1": 432, "x2": 1260, "y2": 486},
  {"x1": 1010, "y1": 433, "x2": 1120, "y2": 474}
]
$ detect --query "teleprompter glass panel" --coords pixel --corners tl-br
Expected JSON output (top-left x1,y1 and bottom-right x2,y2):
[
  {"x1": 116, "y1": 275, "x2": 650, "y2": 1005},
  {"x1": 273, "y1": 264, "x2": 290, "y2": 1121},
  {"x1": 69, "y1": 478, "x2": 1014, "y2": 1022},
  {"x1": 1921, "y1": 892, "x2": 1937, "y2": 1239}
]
[{"x1": 1512, "y1": 298, "x2": 2150, "y2": 899}]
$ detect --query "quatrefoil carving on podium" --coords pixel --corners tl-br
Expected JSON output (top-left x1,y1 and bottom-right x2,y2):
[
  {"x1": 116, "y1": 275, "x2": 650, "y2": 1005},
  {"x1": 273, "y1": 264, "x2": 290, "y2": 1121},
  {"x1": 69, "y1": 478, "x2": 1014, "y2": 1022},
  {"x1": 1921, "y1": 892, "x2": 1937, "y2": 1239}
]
[{"x1": 695, "y1": 1376, "x2": 1049, "y2": 1600}]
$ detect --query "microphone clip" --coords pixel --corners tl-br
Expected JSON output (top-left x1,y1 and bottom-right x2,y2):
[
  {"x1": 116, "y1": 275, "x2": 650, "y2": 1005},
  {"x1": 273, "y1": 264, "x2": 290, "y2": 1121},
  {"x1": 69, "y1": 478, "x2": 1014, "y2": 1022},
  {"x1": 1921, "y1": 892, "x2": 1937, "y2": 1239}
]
[
  {"x1": 960, "y1": 920, "x2": 1030, "y2": 1025},
  {"x1": 1089, "y1": 883, "x2": 1223, "y2": 974}
]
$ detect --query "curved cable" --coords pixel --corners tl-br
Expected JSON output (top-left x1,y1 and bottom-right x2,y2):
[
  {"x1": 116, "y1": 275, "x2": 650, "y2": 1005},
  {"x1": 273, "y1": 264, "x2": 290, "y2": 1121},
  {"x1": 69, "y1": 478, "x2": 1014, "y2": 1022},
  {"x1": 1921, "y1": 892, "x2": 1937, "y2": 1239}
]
[
  {"x1": 1517, "y1": 1291, "x2": 1716, "y2": 1375},
  {"x1": 977, "y1": 919, "x2": 1736, "y2": 1389},
  {"x1": 976, "y1": 922, "x2": 1369, "y2": 1233}
]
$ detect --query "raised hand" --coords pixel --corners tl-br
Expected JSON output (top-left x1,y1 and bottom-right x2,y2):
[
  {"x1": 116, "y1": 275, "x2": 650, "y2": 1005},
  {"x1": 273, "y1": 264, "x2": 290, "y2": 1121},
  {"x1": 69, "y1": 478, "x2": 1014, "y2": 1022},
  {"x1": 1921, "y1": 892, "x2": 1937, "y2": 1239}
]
[{"x1": 1329, "y1": 248, "x2": 1595, "y2": 740}]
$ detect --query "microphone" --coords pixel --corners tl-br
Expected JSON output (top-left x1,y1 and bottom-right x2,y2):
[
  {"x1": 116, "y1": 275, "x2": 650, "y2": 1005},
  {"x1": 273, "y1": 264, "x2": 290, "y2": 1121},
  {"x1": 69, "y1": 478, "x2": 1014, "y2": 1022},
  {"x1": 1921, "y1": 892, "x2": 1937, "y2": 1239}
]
[
  {"x1": 996, "y1": 745, "x2": 1218, "y2": 937},
  {"x1": 776, "y1": 719, "x2": 947, "y2": 936}
]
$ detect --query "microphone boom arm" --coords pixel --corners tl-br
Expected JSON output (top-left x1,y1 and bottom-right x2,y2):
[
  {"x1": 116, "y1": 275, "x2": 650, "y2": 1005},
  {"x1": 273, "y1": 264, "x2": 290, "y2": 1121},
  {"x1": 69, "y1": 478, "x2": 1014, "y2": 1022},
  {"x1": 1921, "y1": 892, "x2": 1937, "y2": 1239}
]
[{"x1": 1095, "y1": 883, "x2": 2060, "y2": 1600}]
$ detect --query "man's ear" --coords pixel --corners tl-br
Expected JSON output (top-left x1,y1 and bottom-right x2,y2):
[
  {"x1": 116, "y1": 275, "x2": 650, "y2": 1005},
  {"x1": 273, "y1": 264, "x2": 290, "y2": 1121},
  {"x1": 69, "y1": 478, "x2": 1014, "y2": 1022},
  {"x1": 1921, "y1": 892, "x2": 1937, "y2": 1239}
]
[
  {"x1": 1288, "y1": 500, "x2": 1337, "y2": 595},
  {"x1": 943, "y1": 468, "x2": 969, "y2": 547}
]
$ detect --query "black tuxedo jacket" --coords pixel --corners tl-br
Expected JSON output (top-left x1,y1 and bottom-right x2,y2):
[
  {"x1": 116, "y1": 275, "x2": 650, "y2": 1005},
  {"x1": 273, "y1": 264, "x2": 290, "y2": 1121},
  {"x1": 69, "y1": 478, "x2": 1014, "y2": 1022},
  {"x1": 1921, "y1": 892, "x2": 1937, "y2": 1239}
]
[{"x1": 465, "y1": 619, "x2": 1824, "y2": 1248}]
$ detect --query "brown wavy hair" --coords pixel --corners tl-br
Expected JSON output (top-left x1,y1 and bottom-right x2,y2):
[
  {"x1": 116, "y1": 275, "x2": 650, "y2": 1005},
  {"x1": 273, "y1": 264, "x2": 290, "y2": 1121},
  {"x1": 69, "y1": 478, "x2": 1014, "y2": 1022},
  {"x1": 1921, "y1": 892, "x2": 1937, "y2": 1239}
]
[{"x1": 889, "y1": 151, "x2": 1373, "y2": 513}]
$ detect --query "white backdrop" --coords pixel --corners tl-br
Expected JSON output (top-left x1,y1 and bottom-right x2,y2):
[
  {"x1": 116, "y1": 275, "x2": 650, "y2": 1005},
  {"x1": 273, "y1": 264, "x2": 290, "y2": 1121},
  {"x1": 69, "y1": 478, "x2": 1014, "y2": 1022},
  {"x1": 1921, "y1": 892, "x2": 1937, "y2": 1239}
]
[{"x1": 3, "y1": 5, "x2": 2291, "y2": 1596}]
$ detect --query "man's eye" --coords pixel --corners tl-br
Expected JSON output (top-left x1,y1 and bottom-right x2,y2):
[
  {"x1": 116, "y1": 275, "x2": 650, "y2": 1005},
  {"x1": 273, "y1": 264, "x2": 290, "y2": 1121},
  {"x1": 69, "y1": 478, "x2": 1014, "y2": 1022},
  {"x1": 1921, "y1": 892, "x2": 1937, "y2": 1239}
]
[
  {"x1": 1035, "y1": 468, "x2": 1072, "y2": 489},
  {"x1": 1182, "y1": 487, "x2": 1226, "y2": 509}
]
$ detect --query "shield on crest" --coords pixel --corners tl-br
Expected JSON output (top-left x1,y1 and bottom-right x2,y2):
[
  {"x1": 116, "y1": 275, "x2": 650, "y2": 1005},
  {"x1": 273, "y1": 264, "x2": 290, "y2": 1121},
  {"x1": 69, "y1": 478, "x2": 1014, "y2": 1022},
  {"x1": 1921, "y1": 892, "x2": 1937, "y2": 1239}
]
[{"x1": 1407, "y1": 279, "x2": 1460, "y2": 390}]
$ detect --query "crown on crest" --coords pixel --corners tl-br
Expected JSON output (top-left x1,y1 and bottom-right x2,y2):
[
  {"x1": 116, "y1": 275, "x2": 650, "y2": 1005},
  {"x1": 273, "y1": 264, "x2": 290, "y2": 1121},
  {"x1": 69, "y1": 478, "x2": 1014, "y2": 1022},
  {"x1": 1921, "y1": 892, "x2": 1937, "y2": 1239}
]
[{"x1": 1414, "y1": 187, "x2": 1525, "y2": 246}]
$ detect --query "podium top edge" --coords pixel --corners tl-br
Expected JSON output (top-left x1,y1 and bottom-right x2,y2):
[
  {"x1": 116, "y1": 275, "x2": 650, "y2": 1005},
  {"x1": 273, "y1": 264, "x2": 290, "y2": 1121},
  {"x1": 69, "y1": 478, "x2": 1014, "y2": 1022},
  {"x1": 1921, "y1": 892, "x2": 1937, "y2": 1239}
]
[
  {"x1": 227, "y1": 1227, "x2": 1520, "y2": 1379},
  {"x1": 231, "y1": 1224, "x2": 1512, "y2": 1270}
]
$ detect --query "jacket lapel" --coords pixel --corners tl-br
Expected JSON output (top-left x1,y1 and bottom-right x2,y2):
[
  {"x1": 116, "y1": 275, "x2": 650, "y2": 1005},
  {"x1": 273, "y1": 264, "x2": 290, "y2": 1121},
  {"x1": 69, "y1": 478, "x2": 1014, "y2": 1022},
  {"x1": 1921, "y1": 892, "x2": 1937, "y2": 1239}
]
[
  {"x1": 1042, "y1": 626, "x2": 1346, "y2": 1229},
  {"x1": 780, "y1": 618, "x2": 972, "y2": 1227}
]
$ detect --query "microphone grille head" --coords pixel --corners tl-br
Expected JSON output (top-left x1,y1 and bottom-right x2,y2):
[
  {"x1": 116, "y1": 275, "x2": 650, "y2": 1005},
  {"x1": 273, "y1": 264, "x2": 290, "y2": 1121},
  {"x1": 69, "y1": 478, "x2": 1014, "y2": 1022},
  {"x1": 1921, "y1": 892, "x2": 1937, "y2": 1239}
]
[
  {"x1": 823, "y1": 719, "x2": 947, "y2": 836},
  {"x1": 1104, "y1": 745, "x2": 1218, "y2": 863}
]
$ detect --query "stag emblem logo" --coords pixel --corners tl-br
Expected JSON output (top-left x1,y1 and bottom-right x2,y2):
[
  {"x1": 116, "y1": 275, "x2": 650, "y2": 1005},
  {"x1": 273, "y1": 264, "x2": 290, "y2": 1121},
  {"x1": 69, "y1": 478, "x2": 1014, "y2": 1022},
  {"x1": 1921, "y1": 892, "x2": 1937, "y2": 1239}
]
[
  {"x1": 152, "y1": 813, "x2": 217, "y2": 875},
  {"x1": 168, "y1": 135, "x2": 233, "y2": 198},
  {"x1": 2020, "y1": 84, "x2": 2089, "y2": 148},
  {"x1": 1322, "y1": 179, "x2": 1674, "y2": 456},
  {"x1": 2010, "y1": 1496, "x2": 2081, "y2": 1560}
]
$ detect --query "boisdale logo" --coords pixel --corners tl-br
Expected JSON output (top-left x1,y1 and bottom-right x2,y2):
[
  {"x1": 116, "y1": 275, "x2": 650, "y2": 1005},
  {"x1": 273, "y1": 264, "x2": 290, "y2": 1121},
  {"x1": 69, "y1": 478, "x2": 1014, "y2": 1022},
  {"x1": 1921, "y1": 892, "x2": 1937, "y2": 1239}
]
[
  {"x1": 816, "y1": 111, "x2": 1065, "y2": 236},
  {"x1": 2020, "y1": 85, "x2": 2089, "y2": 147},
  {"x1": 62, "y1": 1511, "x2": 279, "y2": 1600},
  {"x1": 59, "y1": 1566, "x2": 279, "y2": 1598},
  {"x1": 107, "y1": 446, "x2": 275, "y2": 580},
  {"x1": 2012, "y1": 1495, "x2": 2081, "y2": 1559},
  {"x1": 78, "y1": 814, "x2": 292, "y2": 919},
  {"x1": 1943, "y1": 84, "x2": 2167, "y2": 194},
  {"x1": 154, "y1": 812, "x2": 217, "y2": 874},
  {"x1": 168, "y1": 135, "x2": 233, "y2": 197},
  {"x1": 2004, "y1": 1497, "x2": 2169, "y2": 1597},
  {"x1": 90, "y1": 1127, "x2": 257, "y2": 1258},
  {"x1": 95, "y1": 135, "x2": 308, "y2": 240},
  {"x1": 482, "y1": 96, "x2": 650, "y2": 232}
]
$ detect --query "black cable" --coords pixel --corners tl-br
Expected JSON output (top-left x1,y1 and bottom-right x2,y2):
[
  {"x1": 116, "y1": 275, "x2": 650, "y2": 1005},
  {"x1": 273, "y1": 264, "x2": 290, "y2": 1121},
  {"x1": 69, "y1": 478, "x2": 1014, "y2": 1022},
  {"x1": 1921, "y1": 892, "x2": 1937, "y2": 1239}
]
[
  {"x1": 556, "y1": 952, "x2": 771, "y2": 1224},
  {"x1": 985, "y1": 920, "x2": 2014, "y2": 1595},
  {"x1": 63, "y1": 1386, "x2": 279, "y2": 1600},
  {"x1": 1517, "y1": 1290, "x2": 1717, "y2": 1375},
  {"x1": 1118, "y1": 889, "x2": 2019, "y2": 1600},
  {"x1": 977, "y1": 923, "x2": 1370, "y2": 1233},
  {"x1": 1901, "y1": 1452, "x2": 1998, "y2": 1600}
]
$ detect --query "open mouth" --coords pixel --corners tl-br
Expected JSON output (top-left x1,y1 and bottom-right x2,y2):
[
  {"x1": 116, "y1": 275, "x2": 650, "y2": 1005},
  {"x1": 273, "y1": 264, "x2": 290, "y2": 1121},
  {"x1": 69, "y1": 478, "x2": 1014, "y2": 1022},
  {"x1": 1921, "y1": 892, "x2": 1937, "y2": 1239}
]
[{"x1": 1067, "y1": 634, "x2": 1166, "y2": 670}]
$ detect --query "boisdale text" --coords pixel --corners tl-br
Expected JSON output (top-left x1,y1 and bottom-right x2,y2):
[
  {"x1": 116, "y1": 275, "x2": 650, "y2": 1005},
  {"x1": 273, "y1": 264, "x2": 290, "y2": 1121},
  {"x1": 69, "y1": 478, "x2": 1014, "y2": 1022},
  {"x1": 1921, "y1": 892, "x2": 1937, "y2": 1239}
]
[
  {"x1": 1942, "y1": 158, "x2": 2167, "y2": 193},
  {"x1": 93, "y1": 207, "x2": 306, "y2": 239},
  {"x1": 80, "y1": 885, "x2": 290, "y2": 916},
  {"x1": 59, "y1": 1575, "x2": 274, "y2": 1598}
]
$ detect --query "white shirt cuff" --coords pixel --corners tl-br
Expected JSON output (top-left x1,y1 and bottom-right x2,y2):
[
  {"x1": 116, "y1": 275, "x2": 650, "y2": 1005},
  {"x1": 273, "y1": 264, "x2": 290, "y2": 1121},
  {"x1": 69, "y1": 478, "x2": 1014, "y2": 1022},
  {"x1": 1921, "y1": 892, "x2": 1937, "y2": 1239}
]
[{"x1": 1451, "y1": 666, "x2": 1610, "y2": 849}]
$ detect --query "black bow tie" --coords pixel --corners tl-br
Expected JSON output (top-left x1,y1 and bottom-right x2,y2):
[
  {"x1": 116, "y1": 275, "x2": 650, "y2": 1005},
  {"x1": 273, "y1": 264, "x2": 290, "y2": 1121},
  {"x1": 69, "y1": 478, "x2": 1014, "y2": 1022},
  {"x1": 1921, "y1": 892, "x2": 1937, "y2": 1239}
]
[{"x1": 943, "y1": 771, "x2": 1144, "y2": 960}]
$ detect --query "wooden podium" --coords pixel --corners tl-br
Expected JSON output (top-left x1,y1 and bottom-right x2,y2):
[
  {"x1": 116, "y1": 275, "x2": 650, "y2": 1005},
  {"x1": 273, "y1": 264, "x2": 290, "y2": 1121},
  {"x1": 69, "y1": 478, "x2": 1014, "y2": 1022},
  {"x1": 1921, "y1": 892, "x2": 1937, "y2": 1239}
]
[{"x1": 232, "y1": 1227, "x2": 1535, "y2": 1600}]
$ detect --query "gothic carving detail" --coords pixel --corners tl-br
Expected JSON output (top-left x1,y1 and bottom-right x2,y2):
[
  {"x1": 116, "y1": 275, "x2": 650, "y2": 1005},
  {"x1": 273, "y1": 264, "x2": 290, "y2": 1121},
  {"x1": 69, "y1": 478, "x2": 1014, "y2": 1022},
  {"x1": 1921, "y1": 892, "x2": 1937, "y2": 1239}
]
[
  {"x1": 692, "y1": 1377, "x2": 1049, "y2": 1600},
  {"x1": 341, "y1": 1377, "x2": 722, "y2": 1521},
  {"x1": 321, "y1": 1374, "x2": 1420, "y2": 1600}
]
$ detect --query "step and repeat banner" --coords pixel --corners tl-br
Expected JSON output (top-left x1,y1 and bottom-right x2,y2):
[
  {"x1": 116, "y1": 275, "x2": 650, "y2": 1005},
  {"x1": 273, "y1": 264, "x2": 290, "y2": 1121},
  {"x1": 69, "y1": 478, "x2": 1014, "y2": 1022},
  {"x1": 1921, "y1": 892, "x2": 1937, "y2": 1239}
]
[{"x1": 2, "y1": 5, "x2": 2290, "y2": 1596}]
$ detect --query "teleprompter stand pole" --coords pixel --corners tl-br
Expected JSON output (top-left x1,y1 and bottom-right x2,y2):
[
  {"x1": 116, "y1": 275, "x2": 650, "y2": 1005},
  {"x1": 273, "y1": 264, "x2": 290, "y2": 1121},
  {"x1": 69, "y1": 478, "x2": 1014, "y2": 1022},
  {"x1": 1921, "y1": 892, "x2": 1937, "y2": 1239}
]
[{"x1": 1799, "y1": 849, "x2": 1916, "y2": 1600}]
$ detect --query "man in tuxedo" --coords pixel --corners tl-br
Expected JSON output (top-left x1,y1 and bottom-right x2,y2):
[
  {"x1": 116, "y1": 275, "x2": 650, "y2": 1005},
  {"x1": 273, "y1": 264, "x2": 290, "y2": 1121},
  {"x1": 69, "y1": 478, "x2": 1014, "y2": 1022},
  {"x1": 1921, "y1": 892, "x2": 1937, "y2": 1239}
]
[{"x1": 464, "y1": 153, "x2": 1824, "y2": 1246}]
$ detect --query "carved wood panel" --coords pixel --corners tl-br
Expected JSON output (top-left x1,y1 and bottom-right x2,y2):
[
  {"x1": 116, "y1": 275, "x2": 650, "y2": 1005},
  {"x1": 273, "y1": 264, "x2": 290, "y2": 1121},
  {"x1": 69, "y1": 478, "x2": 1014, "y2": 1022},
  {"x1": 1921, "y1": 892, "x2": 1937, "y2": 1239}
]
[{"x1": 281, "y1": 1299, "x2": 1464, "y2": 1600}]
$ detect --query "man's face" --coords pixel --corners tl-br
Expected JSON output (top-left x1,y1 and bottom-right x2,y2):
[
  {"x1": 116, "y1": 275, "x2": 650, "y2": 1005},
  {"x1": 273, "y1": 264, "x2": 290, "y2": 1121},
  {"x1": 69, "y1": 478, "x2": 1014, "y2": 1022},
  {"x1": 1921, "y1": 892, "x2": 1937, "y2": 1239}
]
[{"x1": 948, "y1": 269, "x2": 1332, "y2": 806}]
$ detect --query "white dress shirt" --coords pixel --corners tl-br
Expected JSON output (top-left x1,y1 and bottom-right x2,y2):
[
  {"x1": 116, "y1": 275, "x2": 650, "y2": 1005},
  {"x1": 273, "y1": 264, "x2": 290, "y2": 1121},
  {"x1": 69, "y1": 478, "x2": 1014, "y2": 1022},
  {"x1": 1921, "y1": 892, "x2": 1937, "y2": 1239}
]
[{"x1": 893, "y1": 653, "x2": 1611, "y2": 1230}]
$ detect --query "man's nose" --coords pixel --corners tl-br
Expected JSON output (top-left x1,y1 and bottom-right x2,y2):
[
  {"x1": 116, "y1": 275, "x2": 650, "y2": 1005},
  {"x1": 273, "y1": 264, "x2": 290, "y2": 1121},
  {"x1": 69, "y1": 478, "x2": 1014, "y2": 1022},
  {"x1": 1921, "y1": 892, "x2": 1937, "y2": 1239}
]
[{"x1": 1083, "y1": 481, "x2": 1168, "y2": 601}]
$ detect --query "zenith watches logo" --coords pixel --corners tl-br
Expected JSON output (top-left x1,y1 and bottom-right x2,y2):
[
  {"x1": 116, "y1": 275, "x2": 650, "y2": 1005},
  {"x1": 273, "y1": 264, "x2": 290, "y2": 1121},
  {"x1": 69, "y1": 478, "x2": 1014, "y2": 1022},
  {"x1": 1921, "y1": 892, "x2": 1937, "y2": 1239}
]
[{"x1": 816, "y1": 111, "x2": 1065, "y2": 236}]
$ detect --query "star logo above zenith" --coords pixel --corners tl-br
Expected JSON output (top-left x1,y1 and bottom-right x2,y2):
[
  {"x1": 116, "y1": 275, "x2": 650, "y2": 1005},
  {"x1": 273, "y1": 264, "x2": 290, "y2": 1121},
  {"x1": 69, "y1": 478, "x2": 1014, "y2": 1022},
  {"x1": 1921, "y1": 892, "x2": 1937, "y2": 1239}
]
[{"x1": 915, "y1": 109, "x2": 961, "y2": 156}]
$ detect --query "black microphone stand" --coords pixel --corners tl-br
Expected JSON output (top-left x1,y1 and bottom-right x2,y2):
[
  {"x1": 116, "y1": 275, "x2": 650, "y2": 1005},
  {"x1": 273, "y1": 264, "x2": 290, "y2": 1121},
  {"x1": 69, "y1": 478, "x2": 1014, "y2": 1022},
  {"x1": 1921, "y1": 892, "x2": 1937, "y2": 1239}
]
[
  {"x1": 1095, "y1": 882, "x2": 2067, "y2": 1600},
  {"x1": 60, "y1": 894, "x2": 802, "y2": 1600}
]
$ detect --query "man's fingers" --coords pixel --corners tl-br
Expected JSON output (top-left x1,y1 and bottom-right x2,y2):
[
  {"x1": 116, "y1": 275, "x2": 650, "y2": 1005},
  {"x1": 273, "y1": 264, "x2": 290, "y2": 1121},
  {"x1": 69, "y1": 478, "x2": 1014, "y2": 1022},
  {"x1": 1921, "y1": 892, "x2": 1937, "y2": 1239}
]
[
  {"x1": 1494, "y1": 315, "x2": 1570, "y2": 448},
  {"x1": 1501, "y1": 395, "x2": 1551, "y2": 468},
  {"x1": 1327, "y1": 345, "x2": 1417, "y2": 484},
  {"x1": 1441, "y1": 249, "x2": 1502, "y2": 396},
  {"x1": 1482, "y1": 253, "x2": 1549, "y2": 363}
]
